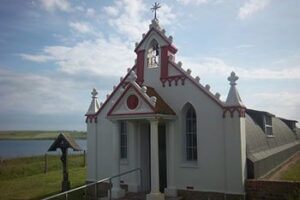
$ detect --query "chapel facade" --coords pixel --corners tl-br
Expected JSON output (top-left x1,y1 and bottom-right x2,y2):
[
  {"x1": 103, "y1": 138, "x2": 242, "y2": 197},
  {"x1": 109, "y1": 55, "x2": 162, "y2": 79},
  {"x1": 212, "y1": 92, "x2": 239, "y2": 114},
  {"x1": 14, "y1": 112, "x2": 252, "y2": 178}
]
[{"x1": 85, "y1": 18, "x2": 300, "y2": 200}]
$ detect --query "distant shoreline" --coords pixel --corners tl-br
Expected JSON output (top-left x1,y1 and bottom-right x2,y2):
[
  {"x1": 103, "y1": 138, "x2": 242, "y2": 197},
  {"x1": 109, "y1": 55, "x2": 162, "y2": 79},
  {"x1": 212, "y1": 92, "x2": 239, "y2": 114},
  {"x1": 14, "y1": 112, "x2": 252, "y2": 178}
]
[{"x1": 0, "y1": 131, "x2": 86, "y2": 140}]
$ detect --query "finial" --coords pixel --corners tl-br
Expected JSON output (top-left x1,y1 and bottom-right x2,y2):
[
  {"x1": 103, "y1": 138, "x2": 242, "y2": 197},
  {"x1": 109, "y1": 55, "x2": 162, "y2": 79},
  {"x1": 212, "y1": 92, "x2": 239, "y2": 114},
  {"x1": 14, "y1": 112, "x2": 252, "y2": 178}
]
[
  {"x1": 151, "y1": 2, "x2": 161, "y2": 20},
  {"x1": 205, "y1": 84, "x2": 210, "y2": 91},
  {"x1": 128, "y1": 70, "x2": 137, "y2": 82},
  {"x1": 168, "y1": 35, "x2": 173, "y2": 43},
  {"x1": 91, "y1": 88, "x2": 98, "y2": 98},
  {"x1": 141, "y1": 86, "x2": 147, "y2": 94},
  {"x1": 228, "y1": 71, "x2": 239, "y2": 86},
  {"x1": 187, "y1": 69, "x2": 191, "y2": 75}
]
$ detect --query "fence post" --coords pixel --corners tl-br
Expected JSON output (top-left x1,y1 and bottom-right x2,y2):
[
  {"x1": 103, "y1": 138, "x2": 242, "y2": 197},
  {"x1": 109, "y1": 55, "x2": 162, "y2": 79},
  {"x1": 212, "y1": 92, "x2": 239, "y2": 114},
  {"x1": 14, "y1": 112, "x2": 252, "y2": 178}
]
[{"x1": 44, "y1": 154, "x2": 48, "y2": 174}]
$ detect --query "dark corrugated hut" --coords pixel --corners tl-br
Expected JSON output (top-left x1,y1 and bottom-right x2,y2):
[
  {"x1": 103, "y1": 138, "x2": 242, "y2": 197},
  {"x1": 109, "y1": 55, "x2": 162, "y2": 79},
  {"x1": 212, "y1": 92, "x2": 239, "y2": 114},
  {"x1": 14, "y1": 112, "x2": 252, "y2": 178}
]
[{"x1": 245, "y1": 109, "x2": 300, "y2": 179}]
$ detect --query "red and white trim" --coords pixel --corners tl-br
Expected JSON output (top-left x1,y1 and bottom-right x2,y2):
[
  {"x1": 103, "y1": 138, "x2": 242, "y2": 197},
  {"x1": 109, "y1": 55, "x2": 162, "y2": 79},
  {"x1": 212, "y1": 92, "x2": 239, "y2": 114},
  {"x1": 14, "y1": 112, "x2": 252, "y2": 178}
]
[
  {"x1": 223, "y1": 106, "x2": 246, "y2": 118},
  {"x1": 107, "y1": 82, "x2": 156, "y2": 117}
]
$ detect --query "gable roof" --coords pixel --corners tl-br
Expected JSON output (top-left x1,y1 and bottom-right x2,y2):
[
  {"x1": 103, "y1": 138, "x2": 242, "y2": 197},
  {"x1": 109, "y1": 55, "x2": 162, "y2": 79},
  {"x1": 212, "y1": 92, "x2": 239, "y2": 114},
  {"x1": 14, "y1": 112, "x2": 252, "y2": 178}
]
[
  {"x1": 168, "y1": 61, "x2": 225, "y2": 108},
  {"x1": 146, "y1": 86, "x2": 175, "y2": 115},
  {"x1": 134, "y1": 26, "x2": 177, "y2": 53},
  {"x1": 48, "y1": 133, "x2": 82, "y2": 151},
  {"x1": 107, "y1": 81, "x2": 175, "y2": 117}
]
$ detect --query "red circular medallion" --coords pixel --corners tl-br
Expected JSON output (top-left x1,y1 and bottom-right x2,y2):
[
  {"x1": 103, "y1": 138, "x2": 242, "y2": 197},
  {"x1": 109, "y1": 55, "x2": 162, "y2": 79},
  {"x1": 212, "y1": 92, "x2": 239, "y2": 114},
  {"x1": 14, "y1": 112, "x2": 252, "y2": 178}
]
[{"x1": 127, "y1": 95, "x2": 139, "y2": 110}]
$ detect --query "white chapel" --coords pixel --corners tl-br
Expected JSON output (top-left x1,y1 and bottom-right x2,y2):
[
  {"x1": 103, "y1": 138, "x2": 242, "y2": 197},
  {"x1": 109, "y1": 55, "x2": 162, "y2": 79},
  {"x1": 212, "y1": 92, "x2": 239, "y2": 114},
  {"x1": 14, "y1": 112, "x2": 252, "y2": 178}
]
[{"x1": 85, "y1": 12, "x2": 300, "y2": 200}]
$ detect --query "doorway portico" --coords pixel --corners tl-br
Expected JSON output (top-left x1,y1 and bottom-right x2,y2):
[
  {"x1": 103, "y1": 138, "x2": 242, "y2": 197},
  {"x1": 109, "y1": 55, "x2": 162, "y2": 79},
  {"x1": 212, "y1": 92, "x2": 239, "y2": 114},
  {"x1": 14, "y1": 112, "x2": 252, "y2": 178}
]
[
  {"x1": 106, "y1": 71, "x2": 176, "y2": 199},
  {"x1": 108, "y1": 115, "x2": 175, "y2": 200}
]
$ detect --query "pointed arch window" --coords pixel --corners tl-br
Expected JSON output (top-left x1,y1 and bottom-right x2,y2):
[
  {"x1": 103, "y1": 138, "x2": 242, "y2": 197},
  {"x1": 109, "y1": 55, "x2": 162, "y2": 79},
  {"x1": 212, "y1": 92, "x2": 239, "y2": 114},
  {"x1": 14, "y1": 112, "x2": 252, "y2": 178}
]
[
  {"x1": 147, "y1": 39, "x2": 159, "y2": 68},
  {"x1": 185, "y1": 106, "x2": 197, "y2": 161}
]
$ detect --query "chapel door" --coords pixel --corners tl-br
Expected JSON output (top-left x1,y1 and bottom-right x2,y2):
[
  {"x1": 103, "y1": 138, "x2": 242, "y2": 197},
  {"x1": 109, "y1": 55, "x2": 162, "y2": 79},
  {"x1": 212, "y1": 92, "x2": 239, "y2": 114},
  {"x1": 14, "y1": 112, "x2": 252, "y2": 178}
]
[
  {"x1": 158, "y1": 124, "x2": 167, "y2": 193},
  {"x1": 140, "y1": 123, "x2": 151, "y2": 193}
]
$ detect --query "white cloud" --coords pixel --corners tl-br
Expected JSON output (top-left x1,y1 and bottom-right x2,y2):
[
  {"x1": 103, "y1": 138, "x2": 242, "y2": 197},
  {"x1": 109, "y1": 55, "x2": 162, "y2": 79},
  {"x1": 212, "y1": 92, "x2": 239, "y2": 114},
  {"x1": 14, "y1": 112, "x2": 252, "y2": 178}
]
[
  {"x1": 40, "y1": 0, "x2": 72, "y2": 12},
  {"x1": 103, "y1": 0, "x2": 176, "y2": 41},
  {"x1": 69, "y1": 21, "x2": 94, "y2": 34},
  {"x1": 21, "y1": 37, "x2": 135, "y2": 76},
  {"x1": 245, "y1": 92, "x2": 300, "y2": 122},
  {"x1": 0, "y1": 69, "x2": 86, "y2": 115},
  {"x1": 103, "y1": 0, "x2": 148, "y2": 41},
  {"x1": 158, "y1": 4, "x2": 176, "y2": 25},
  {"x1": 86, "y1": 8, "x2": 96, "y2": 18},
  {"x1": 177, "y1": 0, "x2": 208, "y2": 5},
  {"x1": 20, "y1": 54, "x2": 53, "y2": 63},
  {"x1": 238, "y1": 0, "x2": 271, "y2": 19},
  {"x1": 104, "y1": 6, "x2": 119, "y2": 17},
  {"x1": 178, "y1": 56, "x2": 300, "y2": 80}
]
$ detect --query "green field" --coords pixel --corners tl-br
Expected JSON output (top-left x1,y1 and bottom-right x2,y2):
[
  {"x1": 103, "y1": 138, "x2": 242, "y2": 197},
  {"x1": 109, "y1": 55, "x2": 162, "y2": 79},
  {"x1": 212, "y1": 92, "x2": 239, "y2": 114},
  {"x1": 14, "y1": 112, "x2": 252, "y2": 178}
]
[
  {"x1": 0, "y1": 155, "x2": 86, "y2": 200},
  {"x1": 0, "y1": 130, "x2": 86, "y2": 140},
  {"x1": 280, "y1": 158, "x2": 300, "y2": 181}
]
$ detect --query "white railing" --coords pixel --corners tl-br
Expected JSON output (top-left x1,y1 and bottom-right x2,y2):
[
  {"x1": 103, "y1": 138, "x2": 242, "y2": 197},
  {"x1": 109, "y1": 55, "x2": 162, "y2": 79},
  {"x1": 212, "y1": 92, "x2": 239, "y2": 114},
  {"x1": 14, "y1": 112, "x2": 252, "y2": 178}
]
[{"x1": 42, "y1": 168, "x2": 143, "y2": 200}]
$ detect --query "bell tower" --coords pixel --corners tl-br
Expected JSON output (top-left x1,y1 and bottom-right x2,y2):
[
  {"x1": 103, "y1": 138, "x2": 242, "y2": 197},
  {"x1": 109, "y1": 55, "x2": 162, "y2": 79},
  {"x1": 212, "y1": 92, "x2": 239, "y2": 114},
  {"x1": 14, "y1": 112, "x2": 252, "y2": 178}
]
[{"x1": 134, "y1": 12, "x2": 177, "y2": 85}]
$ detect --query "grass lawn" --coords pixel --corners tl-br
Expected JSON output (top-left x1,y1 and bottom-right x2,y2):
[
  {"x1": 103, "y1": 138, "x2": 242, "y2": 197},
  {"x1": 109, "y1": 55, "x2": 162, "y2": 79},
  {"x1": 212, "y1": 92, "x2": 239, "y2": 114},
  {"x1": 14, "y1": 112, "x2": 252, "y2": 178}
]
[
  {"x1": 0, "y1": 131, "x2": 86, "y2": 140},
  {"x1": 0, "y1": 155, "x2": 86, "y2": 200},
  {"x1": 280, "y1": 157, "x2": 300, "y2": 181}
]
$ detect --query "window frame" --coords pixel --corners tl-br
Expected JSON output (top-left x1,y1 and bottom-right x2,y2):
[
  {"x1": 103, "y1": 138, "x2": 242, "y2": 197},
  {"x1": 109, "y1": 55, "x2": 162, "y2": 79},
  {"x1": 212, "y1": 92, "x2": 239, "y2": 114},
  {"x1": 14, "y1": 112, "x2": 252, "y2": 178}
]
[
  {"x1": 120, "y1": 121, "x2": 128, "y2": 160},
  {"x1": 185, "y1": 106, "x2": 198, "y2": 162},
  {"x1": 264, "y1": 115, "x2": 273, "y2": 137}
]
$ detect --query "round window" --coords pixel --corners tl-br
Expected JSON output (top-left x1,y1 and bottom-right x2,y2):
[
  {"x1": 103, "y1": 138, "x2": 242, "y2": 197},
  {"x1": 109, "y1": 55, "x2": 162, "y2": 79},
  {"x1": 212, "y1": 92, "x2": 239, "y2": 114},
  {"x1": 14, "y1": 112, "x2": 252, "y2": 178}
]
[{"x1": 127, "y1": 95, "x2": 139, "y2": 110}]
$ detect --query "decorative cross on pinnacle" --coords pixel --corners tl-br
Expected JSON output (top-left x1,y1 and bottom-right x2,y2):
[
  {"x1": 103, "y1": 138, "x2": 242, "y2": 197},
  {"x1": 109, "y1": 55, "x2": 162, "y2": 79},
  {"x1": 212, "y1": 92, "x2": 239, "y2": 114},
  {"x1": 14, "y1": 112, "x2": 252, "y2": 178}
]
[
  {"x1": 91, "y1": 88, "x2": 98, "y2": 98},
  {"x1": 228, "y1": 71, "x2": 239, "y2": 86},
  {"x1": 151, "y1": 2, "x2": 161, "y2": 20}
]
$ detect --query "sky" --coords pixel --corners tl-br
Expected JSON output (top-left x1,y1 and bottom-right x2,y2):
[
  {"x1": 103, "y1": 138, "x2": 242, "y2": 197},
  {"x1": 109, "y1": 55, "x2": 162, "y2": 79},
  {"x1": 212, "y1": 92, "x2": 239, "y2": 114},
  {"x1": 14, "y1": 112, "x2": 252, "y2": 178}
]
[{"x1": 0, "y1": 0, "x2": 299, "y2": 130}]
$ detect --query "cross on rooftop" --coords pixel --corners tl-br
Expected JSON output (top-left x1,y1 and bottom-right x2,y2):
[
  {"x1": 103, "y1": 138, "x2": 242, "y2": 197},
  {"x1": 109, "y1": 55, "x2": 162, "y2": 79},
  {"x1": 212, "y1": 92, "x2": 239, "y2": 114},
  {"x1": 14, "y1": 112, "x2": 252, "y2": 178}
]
[
  {"x1": 151, "y1": 2, "x2": 161, "y2": 20},
  {"x1": 91, "y1": 88, "x2": 98, "y2": 98},
  {"x1": 228, "y1": 71, "x2": 239, "y2": 86}
]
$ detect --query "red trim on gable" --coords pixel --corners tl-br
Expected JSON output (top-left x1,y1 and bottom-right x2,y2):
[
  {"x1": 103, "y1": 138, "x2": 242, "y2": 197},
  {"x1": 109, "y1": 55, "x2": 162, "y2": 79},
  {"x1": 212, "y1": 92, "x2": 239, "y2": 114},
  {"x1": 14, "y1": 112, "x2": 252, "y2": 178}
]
[
  {"x1": 136, "y1": 50, "x2": 145, "y2": 84},
  {"x1": 87, "y1": 66, "x2": 137, "y2": 118},
  {"x1": 85, "y1": 115, "x2": 97, "y2": 123},
  {"x1": 223, "y1": 106, "x2": 246, "y2": 118},
  {"x1": 134, "y1": 28, "x2": 177, "y2": 53},
  {"x1": 168, "y1": 62, "x2": 224, "y2": 108},
  {"x1": 107, "y1": 83, "x2": 156, "y2": 117},
  {"x1": 109, "y1": 112, "x2": 156, "y2": 117},
  {"x1": 168, "y1": 45, "x2": 177, "y2": 54},
  {"x1": 160, "y1": 46, "x2": 169, "y2": 79},
  {"x1": 160, "y1": 75, "x2": 186, "y2": 87}
]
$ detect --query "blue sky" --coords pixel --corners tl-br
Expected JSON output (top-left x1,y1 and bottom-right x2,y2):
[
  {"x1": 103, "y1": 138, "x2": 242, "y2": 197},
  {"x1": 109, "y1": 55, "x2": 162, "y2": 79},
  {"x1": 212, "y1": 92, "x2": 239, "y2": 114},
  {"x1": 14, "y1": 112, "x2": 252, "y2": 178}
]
[{"x1": 0, "y1": 0, "x2": 299, "y2": 130}]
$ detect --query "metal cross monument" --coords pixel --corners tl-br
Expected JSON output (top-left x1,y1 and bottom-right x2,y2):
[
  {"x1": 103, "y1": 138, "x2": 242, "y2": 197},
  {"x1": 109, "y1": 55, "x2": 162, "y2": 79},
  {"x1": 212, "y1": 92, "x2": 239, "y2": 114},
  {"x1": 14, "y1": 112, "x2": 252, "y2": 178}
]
[{"x1": 151, "y1": 2, "x2": 161, "y2": 20}]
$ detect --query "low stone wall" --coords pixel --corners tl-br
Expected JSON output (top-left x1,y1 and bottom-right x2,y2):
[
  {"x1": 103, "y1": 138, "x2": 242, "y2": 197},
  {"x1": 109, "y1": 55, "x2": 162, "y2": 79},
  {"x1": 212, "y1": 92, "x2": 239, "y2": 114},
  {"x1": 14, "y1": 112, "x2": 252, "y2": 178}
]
[{"x1": 245, "y1": 180, "x2": 300, "y2": 200}]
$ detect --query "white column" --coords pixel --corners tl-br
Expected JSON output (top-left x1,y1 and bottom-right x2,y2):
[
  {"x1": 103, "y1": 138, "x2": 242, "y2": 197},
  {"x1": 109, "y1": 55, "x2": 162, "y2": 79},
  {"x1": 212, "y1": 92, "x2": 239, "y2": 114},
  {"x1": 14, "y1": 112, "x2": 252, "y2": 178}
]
[
  {"x1": 111, "y1": 121, "x2": 125, "y2": 199},
  {"x1": 146, "y1": 120, "x2": 164, "y2": 200},
  {"x1": 165, "y1": 121, "x2": 177, "y2": 197}
]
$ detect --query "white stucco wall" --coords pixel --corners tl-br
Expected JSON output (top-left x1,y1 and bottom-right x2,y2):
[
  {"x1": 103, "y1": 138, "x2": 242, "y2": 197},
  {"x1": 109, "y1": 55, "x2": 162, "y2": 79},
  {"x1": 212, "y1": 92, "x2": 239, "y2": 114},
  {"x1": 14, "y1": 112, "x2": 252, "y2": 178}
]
[{"x1": 86, "y1": 27, "x2": 246, "y2": 195}]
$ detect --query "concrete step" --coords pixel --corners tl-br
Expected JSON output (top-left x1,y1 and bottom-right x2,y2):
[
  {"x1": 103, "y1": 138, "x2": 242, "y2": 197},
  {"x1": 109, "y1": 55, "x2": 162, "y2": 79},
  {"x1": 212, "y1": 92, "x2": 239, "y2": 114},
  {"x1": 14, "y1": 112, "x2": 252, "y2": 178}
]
[
  {"x1": 165, "y1": 197, "x2": 183, "y2": 200},
  {"x1": 119, "y1": 192, "x2": 183, "y2": 200}
]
